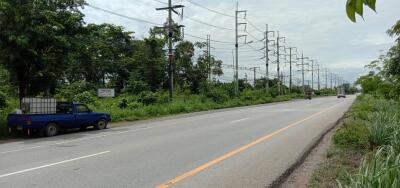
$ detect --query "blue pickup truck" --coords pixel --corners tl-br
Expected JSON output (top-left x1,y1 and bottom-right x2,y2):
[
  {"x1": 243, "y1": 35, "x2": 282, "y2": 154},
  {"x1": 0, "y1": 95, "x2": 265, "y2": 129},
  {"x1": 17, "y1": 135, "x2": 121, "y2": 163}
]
[{"x1": 7, "y1": 102, "x2": 111, "y2": 137}]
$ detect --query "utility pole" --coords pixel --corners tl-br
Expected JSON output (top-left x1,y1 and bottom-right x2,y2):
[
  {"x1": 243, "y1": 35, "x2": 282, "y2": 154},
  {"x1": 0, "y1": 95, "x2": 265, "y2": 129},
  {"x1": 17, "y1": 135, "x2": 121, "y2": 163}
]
[
  {"x1": 310, "y1": 60, "x2": 315, "y2": 91},
  {"x1": 325, "y1": 68, "x2": 329, "y2": 89},
  {"x1": 276, "y1": 31, "x2": 285, "y2": 95},
  {"x1": 264, "y1": 24, "x2": 274, "y2": 94},
  {"x1": 250, "y1": 67, "x2": 260, "y2": 87},
  {"x1": 317, "y1": 63, "x2": 321, "y2": 91},
  {"x1": 297, "y1": 52, "x2": 309, "y2": 94},
  {"x1": 335, "y1": 74, "x2": 338, "y2": 87},
  {"x1": 286, "y1": 46, "x2": 297, "y2": 93},
  {"x1": 330, "y1": 72, "x2": 333, "y2": 89},
  {"x1": 235, "y1": 3, "x2": 246, "y2": 96},
  {"x1": 207, "y1": 34, "x2": 211, "y2": 81},
  {"x1": 156, "y1": 1, "x2": 184, "y2": 101}
]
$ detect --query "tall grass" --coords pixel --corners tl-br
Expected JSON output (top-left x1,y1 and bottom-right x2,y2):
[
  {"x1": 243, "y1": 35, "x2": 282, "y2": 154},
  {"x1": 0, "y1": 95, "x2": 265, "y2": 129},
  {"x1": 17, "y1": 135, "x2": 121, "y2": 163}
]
[
  {"x1": 338, "y1": 95, "x2": 400, "y2": 188},
  {"x1": 340, "y1": 147, "x2": 400, "y2": 188},
  {"x1": 91, "y1": 94, "x2": 294, "y2": 122}
]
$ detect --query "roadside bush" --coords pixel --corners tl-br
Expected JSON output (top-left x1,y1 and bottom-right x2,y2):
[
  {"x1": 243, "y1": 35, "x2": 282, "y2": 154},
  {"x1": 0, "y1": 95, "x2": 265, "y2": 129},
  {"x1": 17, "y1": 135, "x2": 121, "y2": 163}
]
[
  {"x1": 56, "y1": 81, "x2": 96, "y2": 101},
  {"x1": 156, "y1": 92, "x2": 170, "y2": 104},
  {"x1": 119, "y1": 98, "x2": 128, "y2": 109},
  {"x1": 73, "y1": 91, "x2": 96, "y2": 104},
  {"x1": 342, "y1": 146, "x2": 400, "y2": 188},
  {"x1": 123, "y1": 80, "x2": 149, "y2": 95},
  {"x1": 128, "y1": 101, "x2": 142, "y2": 109},
  {"x1": 205, "y1": 88, "x2": 230, "y2": 103},
  {"x1": 138, "y1": 91, "x2": 157, "y2": 105},
  {"x1": 367, "y1": 112, "x2": 397, "y2": 147},
  {"x1": 334, "y1": 119, "x2": 370, "y2": 149},
  {"x1": 0, "y1": 91, "x2": 6, "y2": 109}
]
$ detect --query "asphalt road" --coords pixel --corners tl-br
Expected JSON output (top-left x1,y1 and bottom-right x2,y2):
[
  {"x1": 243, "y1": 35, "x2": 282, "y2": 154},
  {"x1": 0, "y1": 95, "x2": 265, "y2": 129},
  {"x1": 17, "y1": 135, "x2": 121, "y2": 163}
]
[{"x1": 0, "y1": 96, "x2": 355, "y2": 188}]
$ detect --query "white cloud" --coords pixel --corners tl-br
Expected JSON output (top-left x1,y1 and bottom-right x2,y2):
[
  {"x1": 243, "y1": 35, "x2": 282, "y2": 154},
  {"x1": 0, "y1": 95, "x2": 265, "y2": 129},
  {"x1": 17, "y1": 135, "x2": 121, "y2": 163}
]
[{"x1": 82, "y1": 0, "x2": 400, "y2": 83}]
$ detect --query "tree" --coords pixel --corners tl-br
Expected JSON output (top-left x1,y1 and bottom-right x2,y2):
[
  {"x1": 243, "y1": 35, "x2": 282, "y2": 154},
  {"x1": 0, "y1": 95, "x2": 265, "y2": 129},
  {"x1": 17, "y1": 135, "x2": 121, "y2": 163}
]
[
  {"x1": 65, "y1": 23, "x2": 134, "y2": 89},
  {"x1": 346, "y1": 0, "x2": 377, "y2": 22},
  {"x1": 0, "y1": 0, "x2": 86, "y2": 102}
]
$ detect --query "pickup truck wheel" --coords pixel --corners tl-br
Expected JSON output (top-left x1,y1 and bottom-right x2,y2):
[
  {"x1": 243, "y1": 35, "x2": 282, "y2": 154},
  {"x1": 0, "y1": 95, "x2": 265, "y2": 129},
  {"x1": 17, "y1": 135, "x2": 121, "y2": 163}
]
[
  {"x1": 45, "y1": 123, "x2": 59, "y2": 137},
  {"x1": 95, "y1": 119, "x2": 107, "y2": 130}
]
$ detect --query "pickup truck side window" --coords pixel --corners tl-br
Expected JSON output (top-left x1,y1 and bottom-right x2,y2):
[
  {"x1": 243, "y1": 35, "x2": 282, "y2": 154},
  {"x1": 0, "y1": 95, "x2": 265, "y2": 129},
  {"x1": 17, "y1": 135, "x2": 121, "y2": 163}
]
[
  {"x1": 57, "y1": 104, "x2": 73, "y2": 114},
  {"x1": 76, "y1": 105, "x2": 90, "y2": 113}
]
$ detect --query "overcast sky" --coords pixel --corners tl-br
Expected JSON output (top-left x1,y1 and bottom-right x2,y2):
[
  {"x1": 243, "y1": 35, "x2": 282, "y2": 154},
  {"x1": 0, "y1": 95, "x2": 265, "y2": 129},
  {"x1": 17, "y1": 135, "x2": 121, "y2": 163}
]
[{"x1": 82, "y1": 0, "x2": 400, "y2": 84}]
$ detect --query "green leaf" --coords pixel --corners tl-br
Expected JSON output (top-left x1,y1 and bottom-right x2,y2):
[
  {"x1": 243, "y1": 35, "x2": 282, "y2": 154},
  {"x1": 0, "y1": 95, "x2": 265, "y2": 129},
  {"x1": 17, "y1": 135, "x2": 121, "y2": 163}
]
[
  {"x1": 363, "y1": 0, "x2": 376, "y2": 11},
  {"x1": 346, "y1": 0, "x2": 357, "y2": 22},
  {"x1": 355, "y1": 0, "x2": 364, "y2": 16}
]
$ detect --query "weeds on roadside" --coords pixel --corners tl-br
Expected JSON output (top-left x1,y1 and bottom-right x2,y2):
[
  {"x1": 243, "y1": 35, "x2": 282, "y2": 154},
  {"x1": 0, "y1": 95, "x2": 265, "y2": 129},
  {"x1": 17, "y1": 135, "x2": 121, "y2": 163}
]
[{"x1": 336, "y1": 95, "x2": 400, "y2": 188}]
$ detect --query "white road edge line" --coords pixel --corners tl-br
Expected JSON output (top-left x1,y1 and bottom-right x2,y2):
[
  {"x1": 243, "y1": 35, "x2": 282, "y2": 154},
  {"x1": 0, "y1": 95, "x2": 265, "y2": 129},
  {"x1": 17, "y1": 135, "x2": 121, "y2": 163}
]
[
  {"x1": 0, "y1": 151, "x2": 110, "y2": 178},
  {"x1": 230, "y1": 118, "x2": 250, "y2": 124}
]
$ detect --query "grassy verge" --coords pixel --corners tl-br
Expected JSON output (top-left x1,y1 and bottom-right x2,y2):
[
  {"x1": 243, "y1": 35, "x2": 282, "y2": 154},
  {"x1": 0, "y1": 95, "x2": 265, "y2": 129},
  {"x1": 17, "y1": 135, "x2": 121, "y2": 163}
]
[
  {"x1": 90, "y1": 94, "x2": 295, "y2": 122},
  {"x1": 0, "y1": 93, "x2": 298, "y2": 139},
  {"x1": 309, "y1": 95, "x2": 400, "y2": 187}
]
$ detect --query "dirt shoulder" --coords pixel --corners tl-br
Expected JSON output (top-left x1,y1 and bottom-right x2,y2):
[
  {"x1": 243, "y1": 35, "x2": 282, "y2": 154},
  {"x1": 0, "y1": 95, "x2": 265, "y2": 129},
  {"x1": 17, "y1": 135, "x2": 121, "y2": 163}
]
[{"x1": 280, "y1": 125, "x2": 339, "y2": 188}]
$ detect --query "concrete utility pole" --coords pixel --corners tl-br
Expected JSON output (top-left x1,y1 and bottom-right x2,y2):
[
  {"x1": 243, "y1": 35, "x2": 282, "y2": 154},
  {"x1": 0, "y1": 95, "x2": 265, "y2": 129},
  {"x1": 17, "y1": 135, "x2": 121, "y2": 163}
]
[
  {"x1": 317, "y1": 64, "x2": 321, "y2": 91},
  {"x1": 156, "y1": 0, "x2": 184, "y2": 101},
  {"x1": 250, "y1": 67, "x2": 260, "y2": 87},
  {"x1": 276, "y1": 31, "x2": 285, "y2": 95},
  {"x1": 286, "y1": 47, "x2": 297, "y2": 93},
  {"x1": 310, "y1": 60, "x2": 315, "y2": 91},
  {"x1": 235, "y1": 2, "x2": 247, "y2": 96},
  {"x1": 207, "y1": 35, "x2": 211, "y2": 81},
  {"x1": 334, "y1": 74, "x2": 338, "y2": 87},
  {"x1": 330, "y1": 72, "x2": 333, "y2": 89},
  {"x1": 264, "y1": 24, "x2": 274, "y2": 94},
  {"x1": 297, "y1": 53, "x2": 309, "y2": 94},
  {"x1": 325, "y1": 68, "x2": 329, "y2": 89}
]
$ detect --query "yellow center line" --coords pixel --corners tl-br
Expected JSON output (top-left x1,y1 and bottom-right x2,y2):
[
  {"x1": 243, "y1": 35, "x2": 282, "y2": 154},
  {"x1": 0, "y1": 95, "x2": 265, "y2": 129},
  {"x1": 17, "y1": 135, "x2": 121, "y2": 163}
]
[{"x1": 156, "y1": 101, "x2": 345, "y2": 188}]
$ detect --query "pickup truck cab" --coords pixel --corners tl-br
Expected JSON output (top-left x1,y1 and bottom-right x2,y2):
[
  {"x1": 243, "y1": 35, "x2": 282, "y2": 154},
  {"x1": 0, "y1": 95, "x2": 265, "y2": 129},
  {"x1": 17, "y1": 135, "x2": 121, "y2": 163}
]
[{"x1": 7, "y1": 102, "x2": 111, "y2": 137}]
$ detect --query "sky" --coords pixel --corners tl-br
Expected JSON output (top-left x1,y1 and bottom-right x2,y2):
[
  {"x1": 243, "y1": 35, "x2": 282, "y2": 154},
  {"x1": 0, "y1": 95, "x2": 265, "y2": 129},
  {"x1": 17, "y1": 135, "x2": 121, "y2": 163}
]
[{"x1": 82, "y1": 0, "x2": 400, "y2": 85}]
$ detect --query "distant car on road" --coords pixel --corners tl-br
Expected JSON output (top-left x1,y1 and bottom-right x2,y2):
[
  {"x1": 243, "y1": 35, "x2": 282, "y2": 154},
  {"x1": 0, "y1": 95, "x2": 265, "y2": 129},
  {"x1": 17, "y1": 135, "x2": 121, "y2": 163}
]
[
  {"x1": 8, "y1": 101, "x2": 111, "y2": 137},
  {"x1": 337, "y1": 88, "x2": 346, "y2": 98}
]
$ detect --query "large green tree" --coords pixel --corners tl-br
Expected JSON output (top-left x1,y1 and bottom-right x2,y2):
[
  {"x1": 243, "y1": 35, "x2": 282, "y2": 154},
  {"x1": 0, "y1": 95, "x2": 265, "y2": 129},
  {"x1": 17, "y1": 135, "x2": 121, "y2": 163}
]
[
  {"x1": 66, "y1": 23, "x2": 134, "y2": 88},
  {"x1": 0, "y1": 0, "x2": 85, "y2": 102}
]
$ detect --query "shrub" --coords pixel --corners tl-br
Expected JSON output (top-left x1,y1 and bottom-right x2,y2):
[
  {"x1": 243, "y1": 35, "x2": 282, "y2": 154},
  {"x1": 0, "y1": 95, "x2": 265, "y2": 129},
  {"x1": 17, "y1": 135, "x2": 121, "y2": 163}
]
[
  {"x1": 123, "y1": 80, "x2": 149, "y2": 95},
  {"x1": 367, "y1": 112, "x2": 397, "y2": 147},
  {"x1": 73, "y1": 91, "x2": 96, "y2": 104},
  {"x1": 205, "y1": 88, "x2": 230, "y2": 103},
  {"x1": 56, "y1": 81, "x2": 96, "y2": 101},
  {"x1": 119, "y1": 98, "x2": 128, "y2": 109},
  {"x1": 334, "y1": 120, "x2": 370, "y2": 149},
  {"x1": 138, "y1": 91, "x2": 157, "y2": 105},
  {"x1": 342, "y1": 146, "x2": 400, "y2": 188},
  {"x1": 128, "y1": 101, "x2": 142, "y2": 109},
  {"x1": 156, "y1": 92, "x2": 170, "y2": 104},
  {"x1": 0, "y1": 91, "x2": 6, "y2": 109}
]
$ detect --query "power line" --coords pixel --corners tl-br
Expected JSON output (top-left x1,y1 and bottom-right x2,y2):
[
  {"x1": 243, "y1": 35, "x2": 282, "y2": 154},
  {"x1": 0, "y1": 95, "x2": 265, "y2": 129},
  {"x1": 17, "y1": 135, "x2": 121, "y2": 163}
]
[
  {"x1": 86, "y1": 4, "x2": 162, "y2": 26},
  {"x1": 183, "y1": 16, "x2": 236, "y2": 31},
  {"x1": 184, "y1": 33, "x2": 234, "y2": 44},
  {"x1": 244, "y1": 18, "x2": 264, "y2": 34},
  {"x1": 150, "y1": 0, "x2": 237, "y2": 31},
  {"x1": 183, "y1": 0, "x2": 235, "y2": 18}
]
